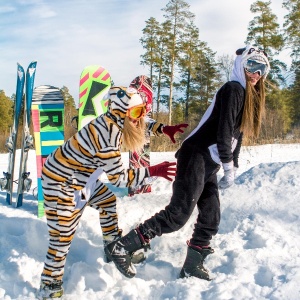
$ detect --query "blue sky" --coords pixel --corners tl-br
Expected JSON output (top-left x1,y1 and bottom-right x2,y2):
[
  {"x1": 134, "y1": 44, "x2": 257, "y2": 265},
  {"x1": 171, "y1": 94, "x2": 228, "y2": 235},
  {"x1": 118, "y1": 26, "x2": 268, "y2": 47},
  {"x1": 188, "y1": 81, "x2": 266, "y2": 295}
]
[{"x1": 0, "y1": 0, "x2": 289, "y2": 105}]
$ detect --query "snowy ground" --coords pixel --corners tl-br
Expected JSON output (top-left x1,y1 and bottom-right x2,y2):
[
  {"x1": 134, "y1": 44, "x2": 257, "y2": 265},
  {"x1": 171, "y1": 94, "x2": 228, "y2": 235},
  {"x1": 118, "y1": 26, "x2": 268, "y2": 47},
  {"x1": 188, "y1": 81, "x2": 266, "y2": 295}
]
[{"x1": 0, "y1": 144, "x2": 299, "y2": 300}]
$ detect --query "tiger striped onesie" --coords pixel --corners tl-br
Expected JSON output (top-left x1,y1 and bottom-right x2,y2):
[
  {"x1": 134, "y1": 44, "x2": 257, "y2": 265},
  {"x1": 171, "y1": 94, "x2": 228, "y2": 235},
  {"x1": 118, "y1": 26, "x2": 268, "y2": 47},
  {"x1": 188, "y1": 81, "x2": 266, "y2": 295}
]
[{"x1": 41, "y1": 86, "x2": 163, "y2": 283}]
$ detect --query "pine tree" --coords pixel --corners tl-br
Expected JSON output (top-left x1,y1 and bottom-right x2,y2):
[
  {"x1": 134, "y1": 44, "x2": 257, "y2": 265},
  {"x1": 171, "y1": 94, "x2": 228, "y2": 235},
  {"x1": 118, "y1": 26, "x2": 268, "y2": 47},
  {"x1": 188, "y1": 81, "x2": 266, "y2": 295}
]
[
  {"x1": 153, "y1": 20, "x2": 173, "y2": 120},
  {"x1": 192, "y1": 47, "x2": 220, "y2": 116},
  {"x1": 140, "y1": 17, "x2": 168, "y2": 119},
  {"x1": 176, "y1": 21, "x2": 200, "y2": 122},
  {"x1": 175, "y1": 22, "x2": 220, "y2": 123},
  {"x1": 246, "y1": 0, "x2": 285, "y2": 85},
  {"x1": 283, "y1": 0, "x2": 300, "y2": 60},
  {"x1": 0, "y1": 90, "x2": 14, "y2": 152},
  {"x1": 0, "y1": 90, "x2": 14, "y2": 132},
  {"x1": 162, "y1": 0, "x2": 195, "y2": 124},
  {"x1": 283, "y1": 0, "x2": 300, "y2": 127},
  {"x1": 140, "y1": 17, "x2": 160, "y2": 83}
]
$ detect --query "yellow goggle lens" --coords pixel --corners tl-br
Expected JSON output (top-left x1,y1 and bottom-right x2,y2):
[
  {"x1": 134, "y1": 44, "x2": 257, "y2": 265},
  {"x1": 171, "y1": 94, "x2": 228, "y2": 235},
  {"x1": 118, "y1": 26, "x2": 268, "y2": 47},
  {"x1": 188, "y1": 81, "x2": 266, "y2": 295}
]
[{"x1": 126, "y1": 104, "x2": 146, "y2": 120}]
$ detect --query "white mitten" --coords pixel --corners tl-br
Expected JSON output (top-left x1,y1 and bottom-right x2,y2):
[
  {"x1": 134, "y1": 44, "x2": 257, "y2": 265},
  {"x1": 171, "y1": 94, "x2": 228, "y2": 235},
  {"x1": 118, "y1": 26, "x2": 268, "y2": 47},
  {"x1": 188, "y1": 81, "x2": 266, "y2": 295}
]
[{"x1": 219, "y1": 161, "x2": 235, "y2": 189}]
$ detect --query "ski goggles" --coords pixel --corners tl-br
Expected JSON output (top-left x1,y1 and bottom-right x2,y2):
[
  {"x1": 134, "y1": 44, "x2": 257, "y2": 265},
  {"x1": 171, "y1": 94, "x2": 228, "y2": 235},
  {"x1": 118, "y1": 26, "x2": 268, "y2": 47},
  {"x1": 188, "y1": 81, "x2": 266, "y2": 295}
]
[
  {"x1": 126, "y1": 104, "x2": 146, "y2": 120},
  {"x1": 244, "y1": 59, "x2": 267, "y2": 76}
]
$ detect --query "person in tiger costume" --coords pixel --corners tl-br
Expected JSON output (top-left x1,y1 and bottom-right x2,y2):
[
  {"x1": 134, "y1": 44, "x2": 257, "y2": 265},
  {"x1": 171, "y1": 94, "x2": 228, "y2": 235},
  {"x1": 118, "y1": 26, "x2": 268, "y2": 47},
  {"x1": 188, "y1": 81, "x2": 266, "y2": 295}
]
[{"x1": 37, "y1": 85, "x2": 184, "y2": 300}]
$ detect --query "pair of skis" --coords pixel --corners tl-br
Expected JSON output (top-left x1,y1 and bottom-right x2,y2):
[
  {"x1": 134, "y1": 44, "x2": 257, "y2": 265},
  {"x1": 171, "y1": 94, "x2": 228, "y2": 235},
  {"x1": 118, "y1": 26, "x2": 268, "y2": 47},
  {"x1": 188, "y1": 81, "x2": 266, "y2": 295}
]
[{"x1": 0, "y1": 62, "x2": 37, "y2": 207}]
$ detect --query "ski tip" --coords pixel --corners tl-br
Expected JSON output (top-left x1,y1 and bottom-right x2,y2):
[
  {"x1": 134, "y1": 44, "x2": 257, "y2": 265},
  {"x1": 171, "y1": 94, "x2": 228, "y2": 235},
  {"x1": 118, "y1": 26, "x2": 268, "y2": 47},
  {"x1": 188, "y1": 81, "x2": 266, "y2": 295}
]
[
  {"x1": 17, "y1": 63, "x2": 24, "y2": 70},
  {"x1": 29, "y1": 61, "x2": 37, "y2": 68}
]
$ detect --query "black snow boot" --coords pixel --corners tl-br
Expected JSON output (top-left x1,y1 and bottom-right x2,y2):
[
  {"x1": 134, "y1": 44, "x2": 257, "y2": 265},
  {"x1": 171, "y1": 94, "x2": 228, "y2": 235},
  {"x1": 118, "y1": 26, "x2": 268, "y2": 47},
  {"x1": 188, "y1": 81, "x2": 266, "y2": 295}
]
[
  {"x1": 104, "y1": 230, "x2": 146, "y2": 264},
  {"x1": 179, "y1": 244, "x2": 214, "y2": 281},
  {"x1": 105, "y1": 228, "x2": 150, "y2": 278}
]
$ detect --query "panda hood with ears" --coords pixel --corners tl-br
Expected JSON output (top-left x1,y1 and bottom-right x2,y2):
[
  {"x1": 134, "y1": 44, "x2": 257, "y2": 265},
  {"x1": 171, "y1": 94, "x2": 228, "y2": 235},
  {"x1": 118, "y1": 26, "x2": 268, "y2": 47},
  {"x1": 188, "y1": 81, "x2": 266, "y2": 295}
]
[{"x1": 231, "y1": 45, "x2": 270, "y2": 89}]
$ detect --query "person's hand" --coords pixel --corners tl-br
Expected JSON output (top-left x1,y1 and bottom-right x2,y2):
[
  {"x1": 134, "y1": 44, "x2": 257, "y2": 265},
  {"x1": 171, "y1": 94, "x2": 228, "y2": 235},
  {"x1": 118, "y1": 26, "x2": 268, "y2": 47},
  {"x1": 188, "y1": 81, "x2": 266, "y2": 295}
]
[
  {"x1": 162, "y1": 124, "x2": 188, "y2": 143},
  {"x1": 148, "y1": 161, "x2": 176, "y2": 181},
  {"x1": 234, "y1": 166, "x2": 238, "y2": 176},
  {"x1": 219, "y1": 161, "x2": 235, "y2": 189}
]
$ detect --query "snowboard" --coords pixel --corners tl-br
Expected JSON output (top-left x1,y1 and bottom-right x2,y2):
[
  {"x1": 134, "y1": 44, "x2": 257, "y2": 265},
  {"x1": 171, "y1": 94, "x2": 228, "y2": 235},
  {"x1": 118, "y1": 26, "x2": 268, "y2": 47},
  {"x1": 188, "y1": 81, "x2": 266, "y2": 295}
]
[
  {"x1": 78, "y1": 68, "x2": 153, "y2": 196},
  {"x1": 0, "y1": 63, "x2": 25, "y2": 205},
  {"x1": 15, "y1": 61, "x2": 37, "y2": 208},
  {"x1": 78, "y1": 65, "x2": 111, "y2": 129},
  {"x1": 77, "y1": 66, "x2": 128, "y2": 195},
  {"x1": 31, "y1": 85, "x2": 65, "y2": 217},
  {"x1": 128, "y1": 75, "x2": 153, "y2": 195}
]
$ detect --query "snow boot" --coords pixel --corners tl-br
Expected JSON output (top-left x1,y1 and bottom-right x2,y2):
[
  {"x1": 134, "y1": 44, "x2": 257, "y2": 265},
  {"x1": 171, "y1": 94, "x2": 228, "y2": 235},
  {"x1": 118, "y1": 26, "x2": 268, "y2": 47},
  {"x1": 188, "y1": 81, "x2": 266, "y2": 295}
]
[
  {"x1": 103, "y1": 230, "x2": 123, "y2": 263},
  {"x1": 36, "y1": 280, "x2": 63, "y2": 300},
  {"x1": 105, "y1": 228, "x2": 150, "y2": 278},
  {"x1": 179, "y1": 244, "x2": 214, "y2": 281},
  {"x1": 103, "y1": 230, "x2": 146, "y2": 264}
]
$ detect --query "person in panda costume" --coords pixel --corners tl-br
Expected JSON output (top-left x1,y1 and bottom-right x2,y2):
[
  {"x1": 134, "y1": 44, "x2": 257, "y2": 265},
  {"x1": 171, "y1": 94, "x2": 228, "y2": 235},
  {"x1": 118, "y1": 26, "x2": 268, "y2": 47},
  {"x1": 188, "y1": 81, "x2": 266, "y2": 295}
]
[{"x1": 105, "y1": 45, "x2": 271, "y2": 280}]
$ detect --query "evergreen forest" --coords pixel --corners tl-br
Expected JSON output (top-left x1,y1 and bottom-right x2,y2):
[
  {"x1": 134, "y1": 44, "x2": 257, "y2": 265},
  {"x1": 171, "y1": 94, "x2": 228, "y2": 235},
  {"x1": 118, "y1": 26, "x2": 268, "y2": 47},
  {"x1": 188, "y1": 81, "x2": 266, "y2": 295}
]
[{"x1": 0, "y1": 0, "x2": 299, "y2": 152}]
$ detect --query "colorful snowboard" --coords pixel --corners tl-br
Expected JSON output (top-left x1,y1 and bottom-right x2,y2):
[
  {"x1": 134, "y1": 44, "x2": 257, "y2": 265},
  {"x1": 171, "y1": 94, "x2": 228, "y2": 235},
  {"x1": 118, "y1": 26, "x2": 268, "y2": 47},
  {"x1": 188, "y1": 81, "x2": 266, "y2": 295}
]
[
  {"x1": 31, "y1": 85, "x2": 65, "y2": 217},
  {"x1": 78, "y1": 65, "x2": 111, "y2": 129},
  {"x1": 128, "y1": 75, "x2": 153, "y2": 195},
  {"x1": 78, "y1": 68, "x2": 153, "y2": 196},
  {"x1": 78, "y1": 66, "x2": 130, "y2": 196}
]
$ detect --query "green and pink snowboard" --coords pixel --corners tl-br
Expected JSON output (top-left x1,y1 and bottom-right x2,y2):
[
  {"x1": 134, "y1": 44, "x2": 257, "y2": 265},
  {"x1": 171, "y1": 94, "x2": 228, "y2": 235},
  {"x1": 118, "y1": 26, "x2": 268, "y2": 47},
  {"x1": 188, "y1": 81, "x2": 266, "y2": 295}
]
[
  {"x1": 78, "y1": 65, "x2": 111, "y2": 129},
  {"x1": 78, "y1": 66, "x2": 152, "y2": 195}
]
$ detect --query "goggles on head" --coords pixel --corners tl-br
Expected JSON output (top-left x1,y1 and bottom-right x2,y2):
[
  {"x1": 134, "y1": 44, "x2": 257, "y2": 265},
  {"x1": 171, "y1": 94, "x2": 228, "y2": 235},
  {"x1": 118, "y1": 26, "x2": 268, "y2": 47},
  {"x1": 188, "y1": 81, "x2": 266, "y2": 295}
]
[
  {"x1": 126, "y1": 104, "x2": 146, "y2": 120},
  {"x1": 244, "y1": 59, "x2": 267, "y2": 76}
]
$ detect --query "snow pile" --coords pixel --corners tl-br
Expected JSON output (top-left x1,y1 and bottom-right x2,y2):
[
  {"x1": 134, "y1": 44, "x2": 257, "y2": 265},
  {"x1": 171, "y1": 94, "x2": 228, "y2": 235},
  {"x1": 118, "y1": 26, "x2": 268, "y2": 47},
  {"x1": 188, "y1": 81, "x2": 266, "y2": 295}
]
[{"x1": 0, "y1": 144, "x2": 299, "y2": 299}]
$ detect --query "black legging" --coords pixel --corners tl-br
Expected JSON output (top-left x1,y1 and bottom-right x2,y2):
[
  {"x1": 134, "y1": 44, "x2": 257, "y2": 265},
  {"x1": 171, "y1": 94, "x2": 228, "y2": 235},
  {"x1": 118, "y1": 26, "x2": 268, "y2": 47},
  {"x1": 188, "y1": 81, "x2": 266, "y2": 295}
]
[{"x1": 139, "y1": 142, "x2": 221, "y2": 247}]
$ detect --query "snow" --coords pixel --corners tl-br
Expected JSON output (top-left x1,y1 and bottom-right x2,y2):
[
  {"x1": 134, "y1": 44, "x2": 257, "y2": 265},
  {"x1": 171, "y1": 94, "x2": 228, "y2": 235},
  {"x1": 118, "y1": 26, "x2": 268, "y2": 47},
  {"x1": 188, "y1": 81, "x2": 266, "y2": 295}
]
[{"x1": 0, "y1": 144, "x2": 300, "y2": 300}]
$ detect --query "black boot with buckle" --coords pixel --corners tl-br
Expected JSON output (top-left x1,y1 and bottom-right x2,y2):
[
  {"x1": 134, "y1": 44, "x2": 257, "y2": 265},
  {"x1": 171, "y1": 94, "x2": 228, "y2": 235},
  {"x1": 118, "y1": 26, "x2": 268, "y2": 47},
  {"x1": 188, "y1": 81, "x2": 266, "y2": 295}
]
[
  {"x1": 179, "y1": 242, "x2": 214, "y2": 281},
  {"x1": 103, "y1": 229, "x2": 146, "y2": 264},
  {"x1": 105, "y1": 228, "x2": 150, "y2": 278}
]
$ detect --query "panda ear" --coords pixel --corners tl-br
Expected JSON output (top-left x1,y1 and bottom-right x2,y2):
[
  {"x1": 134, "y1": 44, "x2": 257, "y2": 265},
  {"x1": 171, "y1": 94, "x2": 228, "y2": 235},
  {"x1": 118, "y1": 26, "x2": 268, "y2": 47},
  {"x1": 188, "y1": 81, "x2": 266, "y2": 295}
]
[{"x1": 236, "y1": 47, "x2": 246, "y2": 55}]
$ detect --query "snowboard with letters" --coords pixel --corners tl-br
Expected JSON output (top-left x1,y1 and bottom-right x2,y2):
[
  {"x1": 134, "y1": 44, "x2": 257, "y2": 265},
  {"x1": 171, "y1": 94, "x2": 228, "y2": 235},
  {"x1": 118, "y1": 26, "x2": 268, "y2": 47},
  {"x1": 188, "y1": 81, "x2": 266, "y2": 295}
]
[{"x1": 31, "y1": 85, "x2": 65, "y2": 217}]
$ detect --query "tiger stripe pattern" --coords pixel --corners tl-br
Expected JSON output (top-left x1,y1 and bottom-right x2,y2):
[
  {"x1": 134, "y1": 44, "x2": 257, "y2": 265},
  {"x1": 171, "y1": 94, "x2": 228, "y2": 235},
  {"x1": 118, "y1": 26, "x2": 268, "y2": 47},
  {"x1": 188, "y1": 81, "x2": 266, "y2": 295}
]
[
  {"x1": 82, "y1": 118, "x2": 165, "y2": 243},
  {"x1": 41, "y1": 86, "x2": 155, "y2": 283}
]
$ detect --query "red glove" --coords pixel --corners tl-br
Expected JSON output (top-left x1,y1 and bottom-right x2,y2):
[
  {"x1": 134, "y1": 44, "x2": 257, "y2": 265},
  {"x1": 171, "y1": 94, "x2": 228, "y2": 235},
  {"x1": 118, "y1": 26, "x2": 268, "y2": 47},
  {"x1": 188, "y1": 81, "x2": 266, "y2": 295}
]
[
  {"x1": 162, "y1": 123, "x2": 188, "y2": 143},
  {"x1": 148, "y1": 161, "x2": 177, "y2": 181}
]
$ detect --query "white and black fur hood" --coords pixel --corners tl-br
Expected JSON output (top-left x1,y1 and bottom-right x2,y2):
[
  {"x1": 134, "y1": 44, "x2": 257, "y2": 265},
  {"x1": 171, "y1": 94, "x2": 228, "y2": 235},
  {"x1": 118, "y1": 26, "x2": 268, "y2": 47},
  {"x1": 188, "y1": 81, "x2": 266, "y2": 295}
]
[{"x1": 231, "y1": 45, "x2": 270, "y2": 88}]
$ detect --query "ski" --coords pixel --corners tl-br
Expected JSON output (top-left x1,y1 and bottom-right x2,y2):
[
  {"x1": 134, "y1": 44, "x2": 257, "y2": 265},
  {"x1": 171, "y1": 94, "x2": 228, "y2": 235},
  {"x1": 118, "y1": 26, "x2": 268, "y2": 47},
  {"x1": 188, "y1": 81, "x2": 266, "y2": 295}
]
[
  {"x1": 0, "y1": 64, "x2": 25, "y2": 205},
  {"x1": 128, "y1": 75, "x2": 153, "y2": 195},
  {"x1": 32, "y1": 85, "x2": 65, "y2": 217},
  {"x1": 15, "y1": 61, "x2": 37, "y2": 208}
]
